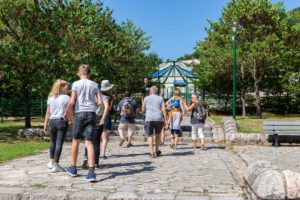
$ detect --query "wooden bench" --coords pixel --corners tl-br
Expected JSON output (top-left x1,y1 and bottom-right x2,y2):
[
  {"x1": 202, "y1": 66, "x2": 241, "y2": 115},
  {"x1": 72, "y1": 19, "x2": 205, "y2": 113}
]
[{"x1": 263, "y1": 121, "x2": 300, "y2": 147}]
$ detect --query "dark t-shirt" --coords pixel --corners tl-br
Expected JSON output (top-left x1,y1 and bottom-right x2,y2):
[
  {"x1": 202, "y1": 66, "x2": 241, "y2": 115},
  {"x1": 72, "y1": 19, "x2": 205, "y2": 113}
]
[
  {"x1": 141, "y1": 84, "x2": 152, "y2": 97},
  {"x1": 191, "y1": 102, "x2": 205, "y2": 125}
]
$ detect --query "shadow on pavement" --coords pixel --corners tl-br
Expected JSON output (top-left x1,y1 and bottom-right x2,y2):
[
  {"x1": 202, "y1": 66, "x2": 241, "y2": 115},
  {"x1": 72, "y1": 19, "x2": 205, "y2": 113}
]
[
  {"x1": 110, "y1": 152, "x2": 150, "y2": 158},
  {"x1": 98, "y1": 166, "x2": 155, "y2": 182},
  {"x1": 205, "y1": 146, "x2": 226, "y2": 150},
  {"x1": 101, "y1": 161, "x2": 152, "y2": 169},
  {"x1": 162, "y1": 151, "x2": 195, "y2": 157}
]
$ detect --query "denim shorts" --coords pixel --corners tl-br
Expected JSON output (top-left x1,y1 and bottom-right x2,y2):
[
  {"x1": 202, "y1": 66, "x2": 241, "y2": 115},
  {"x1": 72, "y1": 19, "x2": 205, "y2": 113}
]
[
  {"x1": 171, "y1": 129, "x2": 180, "y2": 135},
  {"x1": 144, "y1": 121, "x2": 164, "y2": 136},
  {"x1": 73, "y1": 112, "x2": 96, "y2": 141},
  {"x1": 102, "y1": 114, "x2": 112, "y2": 131}
]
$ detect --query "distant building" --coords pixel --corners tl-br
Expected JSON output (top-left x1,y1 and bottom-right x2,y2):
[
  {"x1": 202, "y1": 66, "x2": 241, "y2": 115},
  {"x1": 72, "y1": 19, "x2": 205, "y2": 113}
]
[{"x1": 151, "y1": 59, "x2": 199, "y2": 102}]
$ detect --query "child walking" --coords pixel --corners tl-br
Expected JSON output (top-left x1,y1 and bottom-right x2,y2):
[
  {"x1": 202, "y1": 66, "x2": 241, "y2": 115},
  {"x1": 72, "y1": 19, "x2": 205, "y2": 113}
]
[
  {"x1": 167, "y1": 101, "x2": 182, "y2": 150},
  {"x1": 44, "y1": 79, "x2": 73, "y2": 172},
  {"x1": 64, "y1": 64, "x2": 103, "y2": 182}
]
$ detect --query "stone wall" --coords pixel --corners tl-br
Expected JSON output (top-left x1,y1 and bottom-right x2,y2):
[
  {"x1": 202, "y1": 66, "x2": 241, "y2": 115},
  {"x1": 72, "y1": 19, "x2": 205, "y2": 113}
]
[
  {"x1": 18, "y1": 128, "x2": 73, "y2": 141},
  {"x1": 221, "y1": 117, "x2": 268, "y2": 145},
  {"x1": 244, "y1": 160, "x2": 300, "y2": 199}
]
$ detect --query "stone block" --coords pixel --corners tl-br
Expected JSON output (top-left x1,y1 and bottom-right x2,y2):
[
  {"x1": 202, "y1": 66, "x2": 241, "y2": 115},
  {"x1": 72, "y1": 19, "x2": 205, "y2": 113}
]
[
  {"x1": 283, "y1": 170, "x2": 300, "y2": 199},
  {"x1": 244, "y1": 160, "x2": 272, "y2": 186},
  {"x1": 0, "y1": 187, "x2": 24, "y2": 200},
  {"x1": 251, "y1": 169, "x2": 285, "y2": 200}
]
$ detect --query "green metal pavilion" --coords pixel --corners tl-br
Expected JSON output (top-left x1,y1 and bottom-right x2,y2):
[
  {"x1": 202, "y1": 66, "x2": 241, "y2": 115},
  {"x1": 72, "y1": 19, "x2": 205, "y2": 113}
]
[{"x1": 151, "y1": 59, "x2": 199, "y2": 103}]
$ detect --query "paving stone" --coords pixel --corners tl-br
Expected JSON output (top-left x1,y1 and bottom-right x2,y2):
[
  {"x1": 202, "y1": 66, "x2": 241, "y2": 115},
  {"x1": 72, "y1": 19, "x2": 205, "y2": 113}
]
[
  {"x1": 69, "y1": 190, "x2": 107, "y2": 200},
  {"x1": 176, "y1": 196, "x2": 209, "y2": 200},
  {"x1": 107, "y1": 191, "x2": 139, "y2": 200},
  {"x1": 210, "y1": 197, "x2": 245, "y2": 200},
  {"x1": 22, "y1": 188, "x2": 68, "y2": 200},
  {"x1": 142, "y1": 193, "x2": 175, "y2": 200}
]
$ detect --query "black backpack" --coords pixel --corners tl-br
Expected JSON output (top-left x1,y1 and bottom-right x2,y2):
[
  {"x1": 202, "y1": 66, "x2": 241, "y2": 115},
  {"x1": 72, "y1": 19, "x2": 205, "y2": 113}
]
[{"x1": 194, "y1": 102, "x2": 207, "y2": 121}]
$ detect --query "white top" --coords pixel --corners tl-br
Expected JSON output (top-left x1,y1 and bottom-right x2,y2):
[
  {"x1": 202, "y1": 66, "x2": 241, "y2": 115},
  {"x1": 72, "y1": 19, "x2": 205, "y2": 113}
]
[
  {"x1": 47, "y1": 95, "x2": 70, "y2": 119},
  {"x1": 170, "y1": 110, "x2": 182, "y2": 130},
  {"x1": 71, "y1": 79, "x2": 100, "y2": 113}
]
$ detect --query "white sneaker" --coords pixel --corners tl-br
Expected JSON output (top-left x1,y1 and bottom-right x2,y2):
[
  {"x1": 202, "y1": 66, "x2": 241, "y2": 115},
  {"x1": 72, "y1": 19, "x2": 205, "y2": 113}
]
[
  {"x1": 47, "y1": 161, "x2": 54, "y2": 169},
  {"x1": 52, "y1": 165, "x2": 65, "y2": 172}
]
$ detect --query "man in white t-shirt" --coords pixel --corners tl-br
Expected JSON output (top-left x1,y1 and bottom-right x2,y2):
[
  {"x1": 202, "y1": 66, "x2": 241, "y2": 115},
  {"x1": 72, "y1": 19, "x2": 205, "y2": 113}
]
[{"x1": 64, "y1": 64, "x2": 102, "y2": 182}]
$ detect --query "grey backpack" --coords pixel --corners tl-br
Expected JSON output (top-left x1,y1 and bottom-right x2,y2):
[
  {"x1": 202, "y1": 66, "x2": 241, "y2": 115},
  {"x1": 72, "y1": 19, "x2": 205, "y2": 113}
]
[{"x1": 194, "y1": 102, "x2": 207, "y2": 121}]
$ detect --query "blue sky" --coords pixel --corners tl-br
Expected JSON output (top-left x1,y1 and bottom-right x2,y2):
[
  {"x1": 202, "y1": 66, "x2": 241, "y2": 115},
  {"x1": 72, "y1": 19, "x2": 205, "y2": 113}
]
[{"x1": 100, "y1": 0, "x2": 300, "y2": 61}]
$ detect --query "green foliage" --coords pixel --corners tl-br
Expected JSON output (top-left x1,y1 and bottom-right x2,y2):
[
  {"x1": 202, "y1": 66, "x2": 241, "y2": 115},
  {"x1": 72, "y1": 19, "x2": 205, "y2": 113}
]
[
  {"x1": 194, "y1": 0, "x2": 300, "y2": 117},
  {"x1": 0, "y1": 0, "x2": 159, "y2": 126}
]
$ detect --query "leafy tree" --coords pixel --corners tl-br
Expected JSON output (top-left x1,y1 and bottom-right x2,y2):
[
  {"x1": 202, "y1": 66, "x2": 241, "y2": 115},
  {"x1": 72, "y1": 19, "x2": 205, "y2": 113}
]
[
  {"x1": 0, "y1": 0, "x2": 155, "y2": 127},
  {"x1": 195, "y1": 0, "x2": 298, "y2": 118}
]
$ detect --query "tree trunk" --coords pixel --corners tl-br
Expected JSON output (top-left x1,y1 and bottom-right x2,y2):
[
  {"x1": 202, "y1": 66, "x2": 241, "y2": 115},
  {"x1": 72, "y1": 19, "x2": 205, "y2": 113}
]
[
  {"x1": 254, "y1": 81, "x2": 262, "y2": 118},
  {"x1": 23, "y1": 84, "x2": 31, "y2": 128},
  {"x1": 253, "y1": 59, "x2": 262, "y2": 119},
  {"x1": 241, "y1": 65, "x2": 246, "y2": 116}
]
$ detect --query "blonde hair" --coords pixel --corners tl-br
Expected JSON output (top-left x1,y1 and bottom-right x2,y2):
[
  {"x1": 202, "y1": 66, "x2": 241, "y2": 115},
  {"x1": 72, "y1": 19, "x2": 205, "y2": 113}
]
[
  {"x1": 173, "y1": 90, "x2": 181, "y2": 100},
  {"x1": 78, "y1": 64, "x2": 90, "y2": 76},
  {"x1": 48, "y1": 79, "x2": 69, "y2": 98}
]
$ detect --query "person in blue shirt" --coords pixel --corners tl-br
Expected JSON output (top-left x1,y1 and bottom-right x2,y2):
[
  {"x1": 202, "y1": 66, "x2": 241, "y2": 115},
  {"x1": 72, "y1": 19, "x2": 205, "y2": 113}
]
[{"x1": 117, "y1": 91, "x2": 138, "y2": 148}]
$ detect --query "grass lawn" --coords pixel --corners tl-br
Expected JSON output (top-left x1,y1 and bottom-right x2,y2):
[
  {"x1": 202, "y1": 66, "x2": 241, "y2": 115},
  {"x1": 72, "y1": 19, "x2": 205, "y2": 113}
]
[
  {"x1": 0, "y1": 117, "x2": 49, "y2": 164},
  {"x1": 210, "y1": 113, "x2": 300, "y2": 133}
]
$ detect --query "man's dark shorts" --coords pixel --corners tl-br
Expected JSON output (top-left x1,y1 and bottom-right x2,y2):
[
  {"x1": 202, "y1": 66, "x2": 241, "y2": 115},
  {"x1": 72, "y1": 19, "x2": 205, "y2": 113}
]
[
  {"x1": 144, "y1": 121, "x2": 164, "y2": 136},
  {"x1": 73, "y1": 112, "x2": 96, "y2": 141}
]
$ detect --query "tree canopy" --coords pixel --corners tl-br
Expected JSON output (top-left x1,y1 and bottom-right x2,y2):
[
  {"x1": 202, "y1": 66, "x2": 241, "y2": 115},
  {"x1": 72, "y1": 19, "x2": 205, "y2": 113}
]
[
  {"x1": 0, "y1": 0, "x2": 160, "y2": 127},
  {"x1": 194, "y1": 0, "x2": 299, "y2": 118}
]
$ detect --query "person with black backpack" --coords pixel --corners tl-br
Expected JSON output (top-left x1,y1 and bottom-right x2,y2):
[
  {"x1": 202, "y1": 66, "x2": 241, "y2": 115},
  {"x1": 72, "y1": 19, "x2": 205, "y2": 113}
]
[
  {"x1": 183, "y1": 94, "x2": 207, "y2": 150},
  {"x1": 117, "y1": 91, "x2": 138, "y2": 147}
]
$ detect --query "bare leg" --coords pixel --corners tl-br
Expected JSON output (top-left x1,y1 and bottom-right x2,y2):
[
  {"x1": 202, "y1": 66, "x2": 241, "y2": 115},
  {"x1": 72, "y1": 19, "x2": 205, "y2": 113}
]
[
  {"x1": 200, "y1": 139, "x2": 205, "y2": 150},
  {"x1": 175, "y1": 134, "x2": 179, "y2": 147},
  {"x1": 192, "y1": 140, "x2": 197, "y2": 149},
  {"x1": 155, "y1": 134, "x2": 161, "y2": 153},
  {"x1": 148, "y1": 135, "x2": 154, "y2": 155},
  {"x1": 128, "y1": 135, "x2": 133, "y2": 144},
  {"x1": 85, "y1": 140, "x2": 95, "y2": 169},
  {"x1": 101, "y1": 130, "x2": 109, "y2": 156},
  {"x1": 161, "y1": 128, "x2": 165, "y2": 144},
  {"x1": 119, "y1": 129, "x2": 125, "y2": 141},
  {"x1": 71, "y1": 139, "x2": 80, "y2": 167}
]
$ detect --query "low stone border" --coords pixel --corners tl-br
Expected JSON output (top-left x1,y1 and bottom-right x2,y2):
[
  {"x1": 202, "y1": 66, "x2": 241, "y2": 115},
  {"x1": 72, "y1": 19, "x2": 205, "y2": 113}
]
[
  {"x1": 221, "y1": 117, "x2": 267, "y2": 144},
  {"x1": 18, "y1": 128, "x2": 72, "y2": 141},
  {"x1": 244, "y1": 160, "x2": 300, "y2": 199}
]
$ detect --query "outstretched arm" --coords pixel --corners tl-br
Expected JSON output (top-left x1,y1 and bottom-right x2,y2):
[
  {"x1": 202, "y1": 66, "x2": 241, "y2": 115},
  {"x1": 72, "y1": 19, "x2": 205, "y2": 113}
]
[
  {"x1": 64, "y1": 91, "x2": 76, "y2": 121},
  {"x1": 183, "y1": 102, "x2": 196, "y2": 112}
]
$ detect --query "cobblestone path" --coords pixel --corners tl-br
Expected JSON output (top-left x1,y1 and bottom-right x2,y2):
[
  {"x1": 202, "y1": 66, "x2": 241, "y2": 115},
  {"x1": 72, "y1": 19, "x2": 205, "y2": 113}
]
[{"x1": 0, "y1": 141, "x2": 247, "y2": 200}]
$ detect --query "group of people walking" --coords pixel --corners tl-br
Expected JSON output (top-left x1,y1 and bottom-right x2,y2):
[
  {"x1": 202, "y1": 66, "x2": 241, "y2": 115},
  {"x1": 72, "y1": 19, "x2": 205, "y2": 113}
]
[{"x1": 43, "y1": 65, "x2": 207, "y2": 182}]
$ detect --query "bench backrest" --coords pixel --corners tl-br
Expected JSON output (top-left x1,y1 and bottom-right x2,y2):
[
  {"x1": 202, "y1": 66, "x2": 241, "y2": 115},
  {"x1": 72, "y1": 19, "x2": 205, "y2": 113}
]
[{"x1": 263, "y1": 121, "x2": 300, "y2": 135}]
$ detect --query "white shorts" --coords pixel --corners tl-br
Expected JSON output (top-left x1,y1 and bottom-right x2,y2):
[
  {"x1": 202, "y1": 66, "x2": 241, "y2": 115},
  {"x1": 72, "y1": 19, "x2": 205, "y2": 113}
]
[
  {"x1": 191, "y1": 124, "x2": 204, "y2": 140},
  {"x1": 118, "y1": 123, "x2": 135, "y2": 137}
]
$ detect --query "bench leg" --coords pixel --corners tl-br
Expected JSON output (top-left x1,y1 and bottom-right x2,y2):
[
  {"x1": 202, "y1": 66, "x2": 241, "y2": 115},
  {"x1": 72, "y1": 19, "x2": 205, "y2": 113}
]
[{"x1": 274, "y1": 134, "x2": 280, "y2": 147}]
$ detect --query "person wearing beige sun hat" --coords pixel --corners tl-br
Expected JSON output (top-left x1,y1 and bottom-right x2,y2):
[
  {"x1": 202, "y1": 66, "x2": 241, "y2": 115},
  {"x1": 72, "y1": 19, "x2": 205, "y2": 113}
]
[{"x1": 99, "y1": 80, "x2": 114, "y2": 159}]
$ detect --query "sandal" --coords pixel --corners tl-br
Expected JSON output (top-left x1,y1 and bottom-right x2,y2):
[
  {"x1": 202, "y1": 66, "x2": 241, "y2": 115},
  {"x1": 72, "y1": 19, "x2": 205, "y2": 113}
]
[
  {"x1": 119, "y1": 139, "x2": 125, "y2": 146},
  {"x1": 149, "y1": 153, "x2": 156, "y2": 158},
  {"x1": 156, "y1": 150, "x2": 162, "y2": 157}
]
